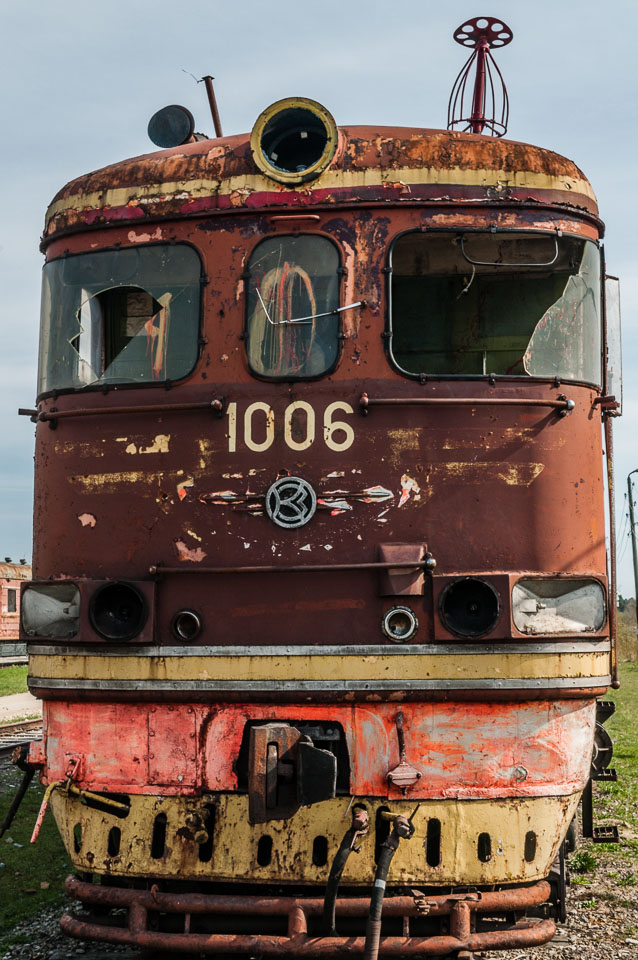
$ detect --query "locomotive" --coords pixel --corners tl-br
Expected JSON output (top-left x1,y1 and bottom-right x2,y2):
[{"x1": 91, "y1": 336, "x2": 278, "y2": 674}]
[{"x1": 14, "y1": 15, "x2": 622, "y2": 958}]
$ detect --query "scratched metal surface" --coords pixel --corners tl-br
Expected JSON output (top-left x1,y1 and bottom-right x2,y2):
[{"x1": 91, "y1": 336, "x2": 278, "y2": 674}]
[{"x1": 31, "y1": 205, "x2": 607, "y2": 650}]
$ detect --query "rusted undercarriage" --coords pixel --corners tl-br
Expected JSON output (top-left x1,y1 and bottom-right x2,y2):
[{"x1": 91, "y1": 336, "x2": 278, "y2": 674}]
[{"x1": 62, "y1": 876, "x2": 555, "y2": 956}]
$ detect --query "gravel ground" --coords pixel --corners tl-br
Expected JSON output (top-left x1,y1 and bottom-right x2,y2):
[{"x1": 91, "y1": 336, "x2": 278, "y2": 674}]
[{"x1": 0, "y1": 904, "x2": 138, "y2": 959}]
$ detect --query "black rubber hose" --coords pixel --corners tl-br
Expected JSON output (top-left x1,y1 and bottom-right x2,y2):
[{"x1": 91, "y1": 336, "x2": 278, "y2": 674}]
[
  {"x1": 322, "y1": 829, "x2": 356, "y2": 936},
  {"x1": 0, "y1": 767, "x2": 34, "y2": 838},
  {"x1": 363, "y1": 842, "x2": 397, "y2": 960},
  {"x1": 322, "y1": 808, "x2": 369, "y2": 936}
]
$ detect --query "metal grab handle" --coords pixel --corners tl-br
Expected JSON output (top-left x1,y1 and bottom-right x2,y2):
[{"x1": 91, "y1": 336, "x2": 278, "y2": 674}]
[{"x1": 460, "y1": 234, "x2": 559, "y2": 267}]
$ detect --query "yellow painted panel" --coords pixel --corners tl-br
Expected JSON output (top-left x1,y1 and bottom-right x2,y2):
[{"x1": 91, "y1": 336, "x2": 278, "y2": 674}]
[
  {"x1": 50, "y1": 791, "x2": 579, "y2": 885},
  {"x1": 45, "y1": 164, "x2": 596, "y2": 224},
  {"x1": 31, "y1": 650, "x2": 610, "y2": 683}
]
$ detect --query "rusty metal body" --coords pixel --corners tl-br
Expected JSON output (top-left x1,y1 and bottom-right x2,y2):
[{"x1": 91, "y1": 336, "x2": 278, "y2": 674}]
[{"x1": 22, "y1": 120, "x2": 614, "y2": 956}]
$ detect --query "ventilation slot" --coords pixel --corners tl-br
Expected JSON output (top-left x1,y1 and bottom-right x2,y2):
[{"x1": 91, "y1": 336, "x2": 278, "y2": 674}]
[
  {"x1": 107, "y1": 826, "x2": 121, "y2": 857},
  {"x1": 257, "y1": 835, "x2": 273, "y2": 867},
  {"x1": 150, "y1": 813, "x2": 167, "y2": 860},
  {"x1": 198, "y1": 803, "x2": 216, "y2": 863},
  {"x1": 312, "y1": 835, "x2": 328, "y2": 867},
  {"x1": 425, "y1": 818, "x2": 441, "y2": 867},
  {"x1": 524, "y1": 830, "x2": 537, "y2": 862},
  {"x1": 73, "y1": 823, "x2": 82, "y2": 853},
  {"x1": 477, "y1": 832, "x2": 492, "y2": 862},
  {"x1": 374, "y1": 806, "x2": 391, "y2": 863}
]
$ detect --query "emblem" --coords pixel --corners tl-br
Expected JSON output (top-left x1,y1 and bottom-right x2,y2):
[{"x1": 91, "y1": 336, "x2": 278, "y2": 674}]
[{"x1": 265, "y1": 477, "x2": 317, "y2": 529}]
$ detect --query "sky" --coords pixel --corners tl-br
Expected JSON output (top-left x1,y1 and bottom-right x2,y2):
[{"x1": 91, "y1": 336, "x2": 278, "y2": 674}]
[{"x1": 0, "y1": 0, "x2": 636, "y2": 595}]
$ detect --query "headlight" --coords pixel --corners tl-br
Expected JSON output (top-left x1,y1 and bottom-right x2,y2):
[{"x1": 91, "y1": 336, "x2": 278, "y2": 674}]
[
  {"x1": 250, "y1": 97, "x2": 339, "y2": 184},
  {"x1": 89, "y1": 581, "x2": 148, "y2": 641},
  {"x1": 21, "y1": 583, "x2": 80, "y2": 638},
  {"x1": 512, "y1": 578, "x2": 605, "y2": 635},
  {"x1": 439, "y1": 577, "x2": 501, "y2": 638}
]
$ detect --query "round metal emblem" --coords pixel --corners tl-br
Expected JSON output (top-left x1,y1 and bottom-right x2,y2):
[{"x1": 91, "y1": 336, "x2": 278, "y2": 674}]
[{"x1": 265, "y1": 477, "x2": 317, "y2": 529}]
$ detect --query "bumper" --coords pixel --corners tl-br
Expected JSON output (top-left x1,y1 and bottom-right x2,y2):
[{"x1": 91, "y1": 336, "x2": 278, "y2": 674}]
[{"x1": 62, "y1": 875, "x2": 556, "y2": 956}]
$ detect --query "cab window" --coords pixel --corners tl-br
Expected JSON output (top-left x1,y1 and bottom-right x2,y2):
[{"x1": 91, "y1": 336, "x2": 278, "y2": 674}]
[
  {"x1": 38, "y1": 245, "x2": 201, "y2": 394},
  {"x1": 389, "y1": 232, "x2": 601, "y2": 383},
  {"x1": 246, "y1": 235, "x2": 340, "y2": 379}
]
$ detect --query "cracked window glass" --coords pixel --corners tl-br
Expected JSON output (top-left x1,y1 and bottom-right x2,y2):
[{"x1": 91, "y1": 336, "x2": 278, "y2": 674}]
[
  {"x1": 390, "y1": 232, "x2": 601, "y2": 383},
  {"x1": 38, "y1": 245, "x2": 201, "y2": 394},
  {"x1": 246, "y1": 235, "x2": 340, "y2": 378}
]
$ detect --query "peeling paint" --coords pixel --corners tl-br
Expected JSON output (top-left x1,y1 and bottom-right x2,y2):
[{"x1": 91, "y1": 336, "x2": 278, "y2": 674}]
[
  {"x1": 176, "y1": 477, "x2": 194, "y2": 501},
  {"x1": 398, "y1": 473, "x2": 422, "y2": 507},
  {"x1": 78, "y1": 513, "x2": 96, "y2": 528},
  {"x1": 388, "y1": 428, "x2": 422, "y2": 467},
  {"x1": 69, "y1": 471, "x2": 166, "y2": 492},
  {"x1": 127, "y1": 227, "x2": 162, "y2": 244},
  {"x1": 139, "y1": 434, "x2": 170, "y2": 454},
  {"x1": 175, "y1": 540, "x2": 207, "y2": 563}
]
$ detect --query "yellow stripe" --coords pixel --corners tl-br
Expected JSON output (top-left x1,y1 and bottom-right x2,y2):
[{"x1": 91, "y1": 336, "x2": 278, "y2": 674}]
[
  {"x1": 45, "y1": 164, "x2": 596, "y2": 223},
  {"x1": 30, "y1": 651, "x2": 609, "y2": 683}
]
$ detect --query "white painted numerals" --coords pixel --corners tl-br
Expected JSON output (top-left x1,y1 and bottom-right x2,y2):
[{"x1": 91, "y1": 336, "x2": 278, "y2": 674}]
[{"x1": 226, "y1": 401, "x2": 354, "y2": 453}]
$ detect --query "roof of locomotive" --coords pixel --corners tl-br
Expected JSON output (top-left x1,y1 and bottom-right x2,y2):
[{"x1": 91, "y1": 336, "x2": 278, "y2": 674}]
[{"x1": 43, "y1": 126, "x2": 599, "y2": 244}]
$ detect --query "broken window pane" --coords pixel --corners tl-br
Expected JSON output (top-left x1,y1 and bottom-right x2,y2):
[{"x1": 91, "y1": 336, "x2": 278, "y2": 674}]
[
  {"x1": 39, "y1": 245, "x2": 201, "y2": 394},
  {"x1": 246, "y1": 236, "x2": 340, "y2": 378},
  {"x1": 390, "y1": 232, "x2": 601, "y2": 383}
]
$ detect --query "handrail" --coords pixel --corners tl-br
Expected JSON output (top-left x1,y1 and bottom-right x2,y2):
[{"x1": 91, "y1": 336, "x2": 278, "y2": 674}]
[
  {"x1": 359, "y1": 392, "x2": 574, "y2": 415},
  {"x1": 19, "y1": 398, "x2": 225, "y2": 424},
  {"x1": 150, "y1": 558, "x2": 437, "y2": 577}
]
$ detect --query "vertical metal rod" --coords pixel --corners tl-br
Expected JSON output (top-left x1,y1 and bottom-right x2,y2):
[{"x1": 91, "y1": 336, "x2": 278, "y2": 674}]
[
  {"x1": 470, "y1": 41, "x2": 488, "y2": 132},
  {"x1": 605, "y1": 416, "x2": 619, "y2": 687},
  {"x1": 628, "y1": 468, "x2": 638, "y2": 638},
  {"x1": 201, "y1": 76, "x2": 223, "y2": 138}
]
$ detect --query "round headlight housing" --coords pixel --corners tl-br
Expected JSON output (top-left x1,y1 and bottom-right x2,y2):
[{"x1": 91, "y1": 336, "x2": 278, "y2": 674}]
[
  {"x1": 439, "y1": 577, "x2": 501, "y2": 638},
  {"x1": 89, "y1": 581, "x2": 147, "y2": 642},
  {"x1": 250, "y1": 97, "x2": 339, "y2": 185}
]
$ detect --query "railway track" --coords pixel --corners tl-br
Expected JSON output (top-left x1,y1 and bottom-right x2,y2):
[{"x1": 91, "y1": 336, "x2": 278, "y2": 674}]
[{"x1": 0, "y1": 718, "x2": 42, "y2": 761}]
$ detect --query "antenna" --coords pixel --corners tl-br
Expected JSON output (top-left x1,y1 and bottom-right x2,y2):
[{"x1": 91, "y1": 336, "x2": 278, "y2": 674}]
[{"x1": 447, "y1": 16, "x2": 513, "y2": 138}]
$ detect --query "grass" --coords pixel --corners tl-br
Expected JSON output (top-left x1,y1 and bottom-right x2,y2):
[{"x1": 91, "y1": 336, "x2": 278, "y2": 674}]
[
  {"x1": 0, "y1": 766, "x2": 71, "y2": 944},
  {"x1": 617, "y1": 607, "x2": 638, "y2": 663},
  {"x1": 0, "y1": 666, "x2": 28, "y2": 699},
  {"x1": 593, "y1": 661, "x2": 638, "y2": 847}
]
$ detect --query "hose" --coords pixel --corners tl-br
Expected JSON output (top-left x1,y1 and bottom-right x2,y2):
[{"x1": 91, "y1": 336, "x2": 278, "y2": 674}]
[
  {"x1": 322, "y1": 807, "x2": 369, "y2": 936},
  {"x1": 363, "y1": 815, "x2": 414, "y2": 960}
]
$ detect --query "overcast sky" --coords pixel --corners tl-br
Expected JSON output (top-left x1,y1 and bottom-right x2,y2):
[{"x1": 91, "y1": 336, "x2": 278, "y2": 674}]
[{"x1": 1, "y1": 0, "x2": 636, "y2": 595}]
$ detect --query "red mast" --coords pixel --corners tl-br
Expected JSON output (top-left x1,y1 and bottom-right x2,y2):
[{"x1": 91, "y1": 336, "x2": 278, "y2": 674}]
[{"x1": 447, "y1": 16, "x2": 513, "y2": 137}]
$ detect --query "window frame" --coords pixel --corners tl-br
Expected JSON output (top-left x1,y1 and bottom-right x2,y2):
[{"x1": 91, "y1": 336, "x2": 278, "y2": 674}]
[
  {"x1": 243, "y1": 233, "x2": 344, "y2": 383},
  {"x1": 385, "y1": 227, "x2": 604, "y2": 388},
  {"x1": 37, "y1": 241, "x2": 205, "y2": 402}
]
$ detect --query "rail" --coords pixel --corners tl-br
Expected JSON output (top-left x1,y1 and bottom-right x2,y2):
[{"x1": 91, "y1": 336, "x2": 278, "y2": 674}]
[
  {"x1": 150, "y1": 558, "x2": 436, "y2": 577},
  {"x1": 0, "y1": 718, "x2": 42, "y2": 761},
  {"x1": 18, "y1": 398, "x2": 225, "y2": 424},
  {"x1": 359, "y1": 392, "x2": 575, "y2": 414}
]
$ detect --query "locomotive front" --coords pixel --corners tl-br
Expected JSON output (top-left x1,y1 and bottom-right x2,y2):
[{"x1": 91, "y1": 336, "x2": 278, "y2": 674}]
[{"x1": 18, "y1": 47, "x2": 620, "y2": 958}]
